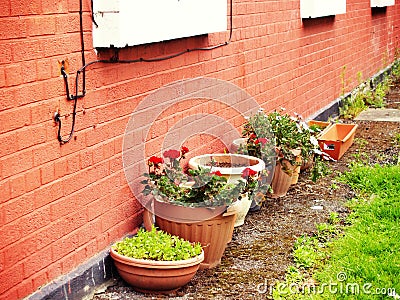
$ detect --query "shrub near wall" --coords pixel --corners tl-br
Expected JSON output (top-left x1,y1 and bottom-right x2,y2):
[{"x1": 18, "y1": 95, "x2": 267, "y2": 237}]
[{"x1": 0, "y1": 0, "x2": 399, "y2": 298}]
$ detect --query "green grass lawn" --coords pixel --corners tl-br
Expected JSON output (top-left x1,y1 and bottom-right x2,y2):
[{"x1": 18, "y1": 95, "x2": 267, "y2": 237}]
[{"x1": 274, "y1": 164, "x2": 400, "y2": 299}]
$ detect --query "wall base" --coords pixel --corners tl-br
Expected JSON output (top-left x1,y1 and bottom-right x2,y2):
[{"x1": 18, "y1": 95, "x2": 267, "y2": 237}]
[
  {"x1": 310, "y1": 62, "x2": 395, "y2": 121},
  {"x1": 25, "y1": 250, "x2": 117, "y2": 300}
]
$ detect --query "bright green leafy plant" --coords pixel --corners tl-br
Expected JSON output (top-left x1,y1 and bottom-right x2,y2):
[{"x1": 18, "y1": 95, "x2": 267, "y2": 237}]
[{"x1": 113, "y1": 226, "x2": 203, "y2": 261}]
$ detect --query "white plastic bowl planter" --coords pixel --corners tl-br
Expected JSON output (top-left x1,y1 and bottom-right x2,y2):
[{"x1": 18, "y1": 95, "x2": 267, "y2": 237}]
[
  {"x1": 188, "y1": 153, "x2": 265, "y2": 184},
  {"x1": 188, "y1": 153, "x2": 265, "y2": 227}
]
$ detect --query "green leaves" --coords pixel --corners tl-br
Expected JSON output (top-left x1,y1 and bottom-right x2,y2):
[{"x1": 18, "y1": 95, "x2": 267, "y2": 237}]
[{"x1": 114, "y1": 226, "x2": 202, "y2": 261}]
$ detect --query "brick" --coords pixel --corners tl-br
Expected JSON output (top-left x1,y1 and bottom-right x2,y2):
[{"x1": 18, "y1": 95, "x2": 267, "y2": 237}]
[
  {"x1": 0, "y1": 131, "x2": 18, "y2": 156},
  {"x1": 19, "y1": 206, "x2": 52, "y2": 237},
  {"x1": 0, "y1": 219, "x2": 21, "y2": 249},
  {"x1": 79, "y1": 149, "x2": 93, "y2": 169},
  {"x1": 17, "y1": 123, "x2": 47, "y2": 150},
  {"x1": 54, "y1": 158, "x2": 68, "y2": 179},
  {"x1": 0, "y1": 86, "x2": 15, "y2": 111},
  {"x1": 32, "y1": 142, "x2": 61, "y2": 166},
  {"x1": 0, "y1": 180, "x2": 10, "y2": 203},
  {"x1": 33, "y1": 179, "x2": 64, "y2": 208},
  {"x1": 3, "y1": 193, "x2": 35, "y2": 224},
  {"x1": 10, "y1": 0, "x2": 41, "y2": 15},
  {"x1": 0, "y1": 17, "x2": 27, "y2": 39},
  {"x1": 26, "y1": 15, "x2": 56, "y2": 37},
  {"x1": 0, "y1": 106, "x2": 31, "y2": 134},
  {"x1": 23, "y1": 246, "x2": 52, "y2": 279},
  {"x1": 0, "y1": 288, "x2": 18, "y2": 300},
  {"x1": 40, "y1": 162, "x2": 55, "y2": 185},
  {"x1": 25, "y1": 168, "x2": 41, "y2": 192},
  {"x1": 1, "y1": 149, "x2": 33, "y2": 179},
  {"x1": 9, "y1": 174, "x2": 25, "y2": 198},
  {"x1": 16, "y1": 279, "x2": 33, "y2": 299},
  {"x1": 0, "y1": 2, "x2": 10, "y2": 17},
  {"x1": 0, "y1": 251, "x2": 4, "y2": 272},
  {"x1": 0, "y1": 263, "x2": 23, "y2": 295},
  {"x1": 66, "y1": 153, "x2": 80, "y2": 173}
]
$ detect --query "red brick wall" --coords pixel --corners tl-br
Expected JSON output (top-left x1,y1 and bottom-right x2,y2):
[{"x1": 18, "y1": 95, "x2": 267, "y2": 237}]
[{"x1": 0, "y1": 0, "x2": 399, "y2": 298}]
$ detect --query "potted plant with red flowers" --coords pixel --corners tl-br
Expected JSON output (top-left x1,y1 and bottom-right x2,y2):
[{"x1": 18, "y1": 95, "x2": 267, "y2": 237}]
[
  {"x1": 142, "y1": 147, "x2": 251, "y2": 269},
  {"x1": 226, "y1": 167, "x2": 268, "y2": 226}
]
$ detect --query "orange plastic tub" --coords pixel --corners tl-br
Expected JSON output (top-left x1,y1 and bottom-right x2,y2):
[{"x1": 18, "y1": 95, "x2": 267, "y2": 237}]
[{"x1": 317, "y1": 123, "x2": 358, "y2": 161}]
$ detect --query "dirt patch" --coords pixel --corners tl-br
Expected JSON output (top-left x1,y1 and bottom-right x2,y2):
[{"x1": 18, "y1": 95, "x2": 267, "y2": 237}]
[{"x1": 93, "y1": 122, "x2": 399, "y2": 300}]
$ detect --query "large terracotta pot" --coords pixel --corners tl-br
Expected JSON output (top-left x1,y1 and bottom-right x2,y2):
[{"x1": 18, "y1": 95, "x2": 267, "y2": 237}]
[
  {"x1": 156, "y1": 210, "x2": 237, "y2": 270},
  {"x1": 110, "y1": 247, "x2": 204, "y2": 294}
]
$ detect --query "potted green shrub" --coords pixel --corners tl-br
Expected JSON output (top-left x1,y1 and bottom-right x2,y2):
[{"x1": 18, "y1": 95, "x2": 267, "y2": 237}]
[
  {"x1": 110, "y1": 225, "x2": 204, "y2": 294},
  {"x1": 237, "y1": 108, "x2": 320, "y2": 198}
]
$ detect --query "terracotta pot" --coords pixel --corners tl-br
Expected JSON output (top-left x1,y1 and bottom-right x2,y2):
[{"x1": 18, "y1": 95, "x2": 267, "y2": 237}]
[
  {"x1": 227, "y1": 193, "x2": 251, "y2": 227},
  {"x1": 188, "y1": 153, "x2": 265, "y2": 183},
  {"x1": 291, "y1": 154, "x2": 302, "y2": 185},
  {"x1": 110, "y1": 247, "x2": 204, "y2": 294},
  {"x1": 268, "y1": 159, "x2": 293, "y2": 198},
  {"x1": 153, "y1": 198, "x2": 227, "y2": 223},
  {"x1": 230, "y1": 137, "x2": 248, "y2": 153},
  {"x1": 300, "y1": 154, "x2": 314, "y2": 172},
  {"x1": 156, "y1": 211, "x2": 237, "y2": 269}
]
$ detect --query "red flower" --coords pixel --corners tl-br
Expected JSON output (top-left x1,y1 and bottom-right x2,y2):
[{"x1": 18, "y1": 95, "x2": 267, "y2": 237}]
[
  {"x1": 181, "y1": 146, "x2": 189, "y2": 155},
  {"x1": 249, "y1": 133, "x2": 257, "y2": 140},
  {"x1": 255, "y1": 138, "x2": 269, "y2": 145},
  {"x1": 211, "y1": 171, "x2": 223, "y2": 177},
  {"x1": 163, "y1": 149, "x2": 181, "y2": 159},
  {"x1": 148, "y1": 156, "x2": 163, "y2": 165},
  {"x1": 241, "y1": 168, "x2": 257, "y2": 178}
]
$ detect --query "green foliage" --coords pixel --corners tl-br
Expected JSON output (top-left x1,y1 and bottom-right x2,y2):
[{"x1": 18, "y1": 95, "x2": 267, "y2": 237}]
[
  {"x1": 312, "y1": 164, "x2": 400, "y2": 299},
  {"x1": 142, "y1": 148, "x2": 248, "y2": 207},
  {"x1": 114, "y1": 226, "x2": 203, "y2": 261},
  {"x1": 339, "y1": 69, "x2": 392, "y2": 119},
  {"x1": 339, "y1": 89, "x2": 367, "y2": 119},
  {"x1": 310, "y1": 155, "x2": 331, "y2": 183}
]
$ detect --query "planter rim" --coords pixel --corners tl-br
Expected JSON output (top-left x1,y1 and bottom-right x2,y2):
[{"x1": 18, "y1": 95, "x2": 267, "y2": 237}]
[
  {"x1": 188, "y1": 153, "x2": 265, "y2": 174},
  {"x1": 110, "y1": 247, "x2": 205, "y2": 269}
]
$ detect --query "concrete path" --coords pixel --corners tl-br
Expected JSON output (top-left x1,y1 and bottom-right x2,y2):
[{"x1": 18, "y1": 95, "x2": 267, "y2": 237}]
[{"x1": 355, "y1": 108, "x2": 400, "y2": 122}]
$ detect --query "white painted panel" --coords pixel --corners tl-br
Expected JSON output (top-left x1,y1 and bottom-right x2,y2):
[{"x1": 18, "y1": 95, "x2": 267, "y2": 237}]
[
  {"x1": 300, "y1": 0, "x2": 346, "y2": 19},
  {"x1": 371, "y1": 0, "x2": 395, "y2": 7},
  {"x1": 93, "y1": 0, "x2": 227, "y2": 48}
]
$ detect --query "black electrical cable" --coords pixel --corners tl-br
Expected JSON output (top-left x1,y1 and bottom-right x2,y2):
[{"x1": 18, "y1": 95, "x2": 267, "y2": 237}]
[{"x1": 55, "y1": 0, "x2": 233, "y2": 144}]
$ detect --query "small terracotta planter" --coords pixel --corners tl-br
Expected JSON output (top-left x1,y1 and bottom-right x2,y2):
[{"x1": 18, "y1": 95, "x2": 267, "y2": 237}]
[
  {"x1": 156, "y1": 210, "x2": 237, "y2": 269},
  {"x1": 268, "y1": 159, "x2": 293, "y2": 198},
  {"x1": 317, "y1": 123, "x2": 358, "y2": 160},
  {"x1": 290, "y1": 152, "x2": 302, "y2": 185},
  {"x1": 110, "y1": 247, "x2": 204, "y2": 294}
]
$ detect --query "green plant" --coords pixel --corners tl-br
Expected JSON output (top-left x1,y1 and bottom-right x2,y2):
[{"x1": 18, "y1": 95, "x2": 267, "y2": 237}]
[
  {"x1": 310, "y1": 155, "x2": 331, "y2": 182},
  {"x1": 142, "y1": 147, "x2": 259, "y2": 207},
  {"x1": 240, "y1": 109, "x2": 320, "y2": 175},
  {"x1": 113, "y1": 226, "x2": 203, "y2": 261}
]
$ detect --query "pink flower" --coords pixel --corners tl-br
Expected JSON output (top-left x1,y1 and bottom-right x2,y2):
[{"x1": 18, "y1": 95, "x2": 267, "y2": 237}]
[
  {"x1": 148, "y1": 156, "x2": 163, "y2": 165},
  {"x1": 163, "y1": 149, "x2": 181, "y2": 159},
  {"x1": 211, "y1": 171, "x2": 223, "y2": 177},
  {"x1": 255, "y1": 138, "x2": 269, "y2": 145},
  {"x1": 181, "y1": 146, "x2": 189, "y2": 155},
  {"x1": 241, "y1": 168, "x2": 257, "y2": 178}
]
